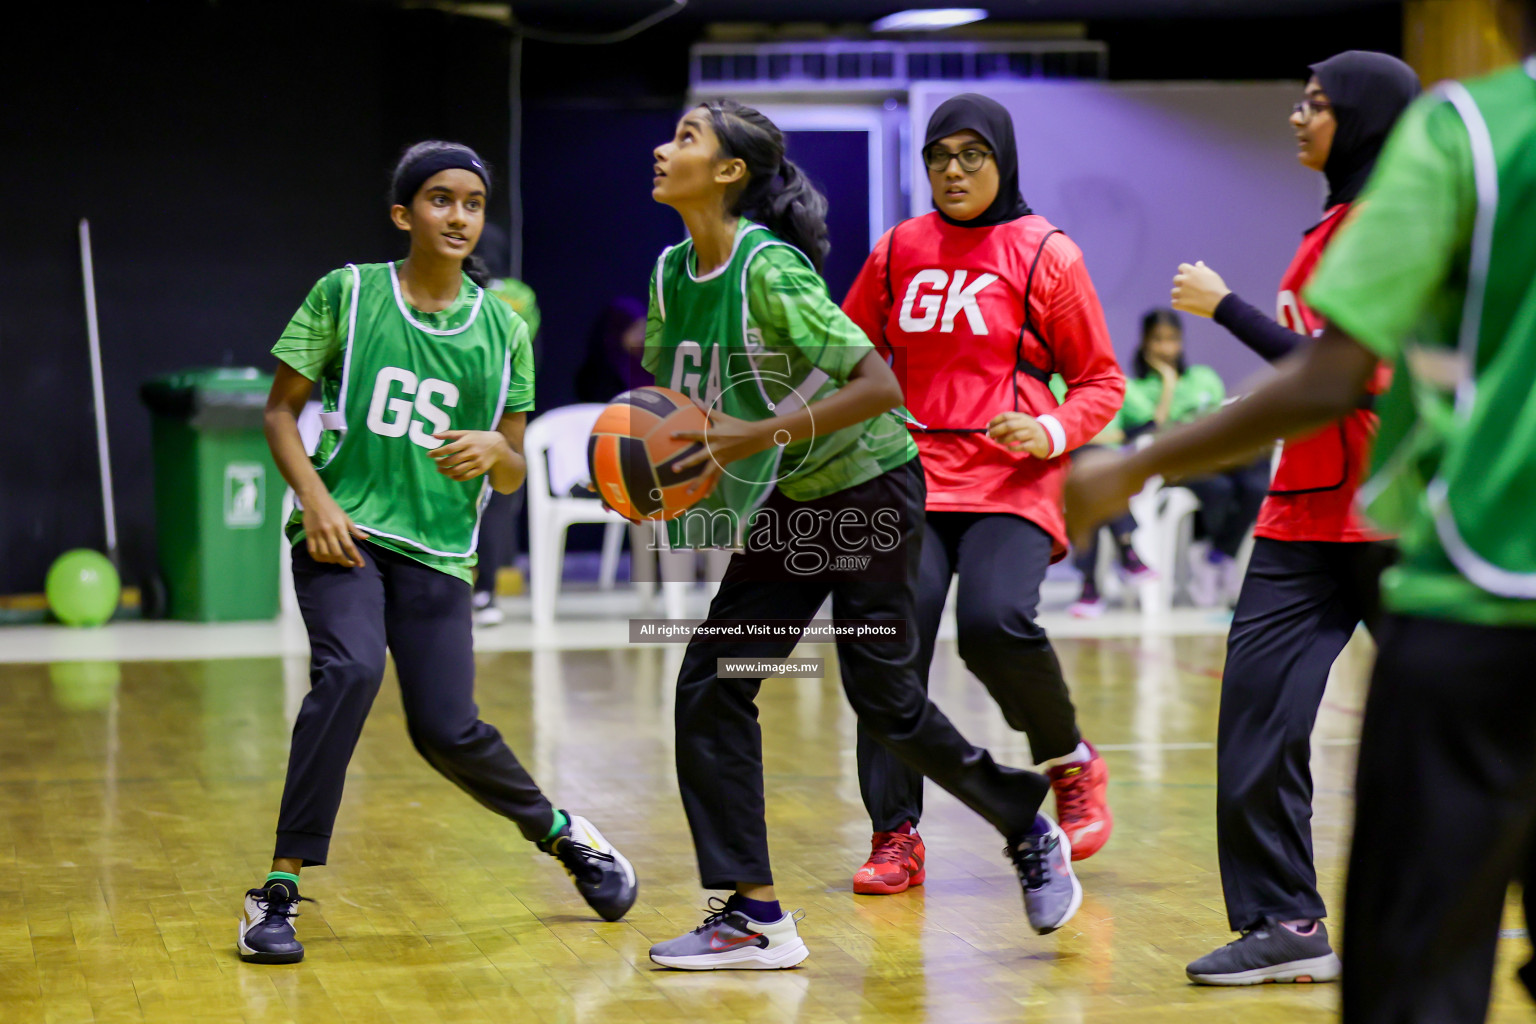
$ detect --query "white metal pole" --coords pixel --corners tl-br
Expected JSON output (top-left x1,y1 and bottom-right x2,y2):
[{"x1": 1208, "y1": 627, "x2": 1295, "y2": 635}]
[{"x1": 78, "y1": 218, "x2": 119, "y2": 561}]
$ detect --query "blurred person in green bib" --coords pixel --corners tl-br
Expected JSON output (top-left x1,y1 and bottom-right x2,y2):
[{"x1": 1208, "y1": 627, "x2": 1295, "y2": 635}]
[
  {"x1": 471, "y1": 223, "x2": 540, "y2": 625},
  {"x1": 1067, "y1": 6, "x2": 1536, "y2": 1015}
]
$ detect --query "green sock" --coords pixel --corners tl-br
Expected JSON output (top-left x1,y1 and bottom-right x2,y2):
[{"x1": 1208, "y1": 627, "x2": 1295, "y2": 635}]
[
  {"x1": 543, "y1": 809, "x2": 569, "y2": 843},
  {"x1": 264, "y1": 871, "x2": 301, "y2": 894}
]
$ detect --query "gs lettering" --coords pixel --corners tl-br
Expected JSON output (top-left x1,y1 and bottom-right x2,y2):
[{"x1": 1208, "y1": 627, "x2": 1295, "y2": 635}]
[{"x1": 365, "y1": 367, "x2": 460, "y2": 449}]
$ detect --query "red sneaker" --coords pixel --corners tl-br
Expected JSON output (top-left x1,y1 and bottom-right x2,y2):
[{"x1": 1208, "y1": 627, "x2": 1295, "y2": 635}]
[
  {"x1": 852, "y1": 828, "x2": 926, "y2": 895},
  {"x1": 1048, "y1": 743, "x2": 1112, "y2": 860}
]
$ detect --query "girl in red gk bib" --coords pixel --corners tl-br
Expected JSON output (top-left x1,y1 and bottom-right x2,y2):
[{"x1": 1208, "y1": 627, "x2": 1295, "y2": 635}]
[{"x1": 841, "y1": 94, "x2": 1124, "y2": 894}]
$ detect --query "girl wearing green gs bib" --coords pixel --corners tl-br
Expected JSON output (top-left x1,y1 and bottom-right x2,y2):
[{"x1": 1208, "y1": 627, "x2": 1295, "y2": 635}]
[
  {"x1": 643, "y1": 100, "x2": 1082, "y2": 971},
  {"x1": 238, "y1": 142, "x2": 636, "y2": 965}
]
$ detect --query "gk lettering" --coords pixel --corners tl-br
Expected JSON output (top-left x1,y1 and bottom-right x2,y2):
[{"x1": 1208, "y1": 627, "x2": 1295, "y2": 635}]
[
  {"x1": 365, "y1": 367, "x2": 460, "y2": 449},
  {"x1": 897, "y1": 268, "x2": 999, "y2": 334}
]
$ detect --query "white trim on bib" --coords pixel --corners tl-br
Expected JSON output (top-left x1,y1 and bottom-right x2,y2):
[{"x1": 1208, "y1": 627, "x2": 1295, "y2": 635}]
[{"x1": 388, "y1": 261, "x2": 485, "y2": 336}]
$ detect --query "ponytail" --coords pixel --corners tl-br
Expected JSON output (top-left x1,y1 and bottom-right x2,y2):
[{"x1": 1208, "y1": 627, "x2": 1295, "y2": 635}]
[
  {"x1": 463, "y1": 253, "x2": 492, "y2": 287},
  {"x1": 749, "y1": 158, "x2": 830, "y2": 275},
  {"x1": 702, "y1": 99, "x2": 831, "y2": 274}
]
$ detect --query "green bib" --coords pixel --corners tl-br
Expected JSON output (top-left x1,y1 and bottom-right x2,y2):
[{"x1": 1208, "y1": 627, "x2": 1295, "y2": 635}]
[
  {"x1": 304, "y1": 262, "x2": 511, "y2": 564},
  {"x1": 650, "y1": 223, "x2": 849, "y2": 548},
  {"x1": 1365, "y1": 65, "x2": 1536, "y2": 597}
]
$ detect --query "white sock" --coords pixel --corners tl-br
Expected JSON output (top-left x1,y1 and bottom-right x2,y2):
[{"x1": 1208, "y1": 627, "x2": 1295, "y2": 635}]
[{"x1": 1044, "y1": 741, "x2": 1091, "y2": 768}]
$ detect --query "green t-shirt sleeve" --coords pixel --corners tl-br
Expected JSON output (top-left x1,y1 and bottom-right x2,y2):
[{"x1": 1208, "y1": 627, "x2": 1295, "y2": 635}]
[
  {"x1": 504, "y1": 314, "x2": 535, "y2": 413},
  {"x1": 1303, "y1": 95, "x2": 1476, "y2": 362},
  {"x1": 746, "y1": 247, "x2": 873, "y2": 380},
  {"x1": 1048, "y1": 373, "x2": 1068, "y2": 404},
  {"x1": 272, "y1": 269, "x2": 348, "y2": 381},
  {"x1": 1184, "y1": 364, "x2": 1226, "y2": 418},
  {"x1": 642, "y1": 261, "x2": 664, "y2": 376},
  {"x1": 1118, "y1": 376, "x2": 1158, "y2": 431},
  {"x1": 489, "y1": 278, "x2": 540, "y2": 341}
]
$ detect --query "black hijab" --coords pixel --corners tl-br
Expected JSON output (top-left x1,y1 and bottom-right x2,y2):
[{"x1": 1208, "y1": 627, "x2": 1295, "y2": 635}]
[
  {"x1": 924, "y1": 93, "x2": 1032, "y2": 228},
  {"x1": 1309, "y1": 51, "x2": 1421, "y2": 209}
]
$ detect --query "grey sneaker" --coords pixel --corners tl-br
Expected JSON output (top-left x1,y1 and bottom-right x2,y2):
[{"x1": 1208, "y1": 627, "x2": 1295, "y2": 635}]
[
  {"x1": 1186, "y1": 919, "x2": 1342, "y2": 985},
  {"x1": 1007, "y1": 814, "x2": 1083, "y2": 934},
  {"x1": 649, "y1": 898, "x2": 809, "y2": 970}
]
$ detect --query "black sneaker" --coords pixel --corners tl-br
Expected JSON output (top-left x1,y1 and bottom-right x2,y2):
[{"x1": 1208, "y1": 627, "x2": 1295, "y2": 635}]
[
  {"x1": 237, "y1": 882, "x2": 310, "y2": 964},
  {"x1": 537, "y1": 813, "x2": 637, "y2": 922},
  {"x1": 1186, "y1": 918, "x2": 1341, "y2": 985}
]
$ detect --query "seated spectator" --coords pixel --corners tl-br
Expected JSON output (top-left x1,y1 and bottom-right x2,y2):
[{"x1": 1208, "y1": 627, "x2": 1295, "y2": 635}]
[
  {"x1": 1062, "y1": 400, "x2": 1155, "y2": 618},
  {"x1": 576, "y1": 298, "x2": 648, "y2": 405},
  {"x1": 1121, "y1": 309, "x2": 1269, "y2": 607}
]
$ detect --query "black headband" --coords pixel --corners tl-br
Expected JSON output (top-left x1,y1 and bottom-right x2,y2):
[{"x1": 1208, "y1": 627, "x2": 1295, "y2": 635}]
[{"x1": 392, "y1": 149, "x2": 490, "y2": 207}]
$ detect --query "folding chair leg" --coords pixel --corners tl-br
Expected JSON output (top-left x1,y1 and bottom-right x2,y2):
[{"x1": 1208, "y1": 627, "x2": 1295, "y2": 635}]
[
  {"x1": 662, "y1": 581, "x2": 689, "y2": 621},
  {"x1": 532, "y1": 521, "x2": 568, "y2": 628},
  {"x1": 653, "y1": 523, "x2": 692, "y2": 621},
  {"x1": 598, "y1": 521, "x2": 624, "y2": 591}
]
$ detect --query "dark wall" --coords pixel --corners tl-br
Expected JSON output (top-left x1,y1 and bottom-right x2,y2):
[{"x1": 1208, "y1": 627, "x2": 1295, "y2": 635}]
[
  {"x1": 782, "y1": 130, "x2": 872, "y2": 303},
  {"x1": 514, "y1": 18, "x2": 694, "y2": 416},
  {"x1": 1092, "y1": 6, "x2": 1402, "y2": 80},
  {"x1": 1, "y1": 1, "x2": 511, "y2": 594},
  {"x1": 519, "y1": 103, "x2": 682, "y2": 412}
]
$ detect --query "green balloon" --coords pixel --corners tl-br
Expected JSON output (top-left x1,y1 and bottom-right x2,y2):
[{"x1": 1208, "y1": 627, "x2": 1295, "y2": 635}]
[{"x1": 45, "y1": 549, "x2": 121, "y2": 627}]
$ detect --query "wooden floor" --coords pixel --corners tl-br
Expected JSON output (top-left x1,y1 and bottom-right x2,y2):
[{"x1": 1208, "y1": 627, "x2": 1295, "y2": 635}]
[{"x1": 2, "y1": 628, "x2": 1532, "y2": 1023}]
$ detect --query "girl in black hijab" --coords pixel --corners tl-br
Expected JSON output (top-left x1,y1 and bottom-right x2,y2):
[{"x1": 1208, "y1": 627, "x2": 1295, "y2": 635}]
[
  {"x1": 841, "y1": 92, "x2": 1126, "y2": 899},
  {"x1": 1165, "y1": 51, "x2": 1420, "y2": 986},
  {"x1": 923, "y1": 92, "x2": 1032, "y2": 227},
  {"x1": 1312, "y1": 50, "x2": 1425, "y2": 208}
]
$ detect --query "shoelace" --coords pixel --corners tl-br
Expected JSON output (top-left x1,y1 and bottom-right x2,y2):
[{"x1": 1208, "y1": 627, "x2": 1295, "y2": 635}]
[
  {"x1": 550, "y1": 835, "x2": 617, "y2": 885},
  {"x1": 1005, "y1": 834, "x2": 1059, "y2": 891},
  {"x1": 690, "y1": 896, "x2": 749, "y2": 935},
  {"x1": 245, "y1": 888, "x2": 313, "y2": 923},
  {"x1": 867, "y1": 831, "x2": 918, "y2": 865},
  {"x1": 1052, "y1": 767, "x2": 1093, "y2": 821}
]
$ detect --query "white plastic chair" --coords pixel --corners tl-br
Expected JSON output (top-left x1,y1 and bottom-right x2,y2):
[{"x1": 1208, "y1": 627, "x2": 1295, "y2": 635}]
[
  {"x1": 1128, "y1": 481, "x2": 1201, "y2": 613},
  {"x1": 1087, "y1": 521, "x2": 1158, "y2": 611},
  {"x1": 1121, "y1": 430, "x2": 1277, "y2": 613},
  {"x1": 525, "y1": 404, "x2": 630, "y2": 626},
  {"x1": 1123, "y1": 436, "x2": 1202, "y2": 613},
  {"x1": 524, "y1": 404, "x2": 685, "y2": 626}
]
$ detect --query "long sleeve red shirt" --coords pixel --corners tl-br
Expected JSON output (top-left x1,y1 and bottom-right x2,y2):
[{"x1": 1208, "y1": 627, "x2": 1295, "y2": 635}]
[
  {"x1": 1255, "y1": 203, "x2": 1391, "y2": 544},
  {"x1": 843, "y1": 212, "x2": 1124, "y2": 558}
]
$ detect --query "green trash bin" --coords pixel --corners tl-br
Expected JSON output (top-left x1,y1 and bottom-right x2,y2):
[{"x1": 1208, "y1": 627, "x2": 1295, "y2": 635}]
[{"x1": 140, "y1": 368, "x2": 281, "y2": 621}]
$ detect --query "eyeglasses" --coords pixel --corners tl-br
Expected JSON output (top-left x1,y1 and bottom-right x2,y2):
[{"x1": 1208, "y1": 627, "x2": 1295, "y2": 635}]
[
  {"x1": 924, "y1": 145, "x2": 993, "y2": 173},
  {"x1": 1292, "y1": 97, "x2": 1333, "y2": 122}
]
